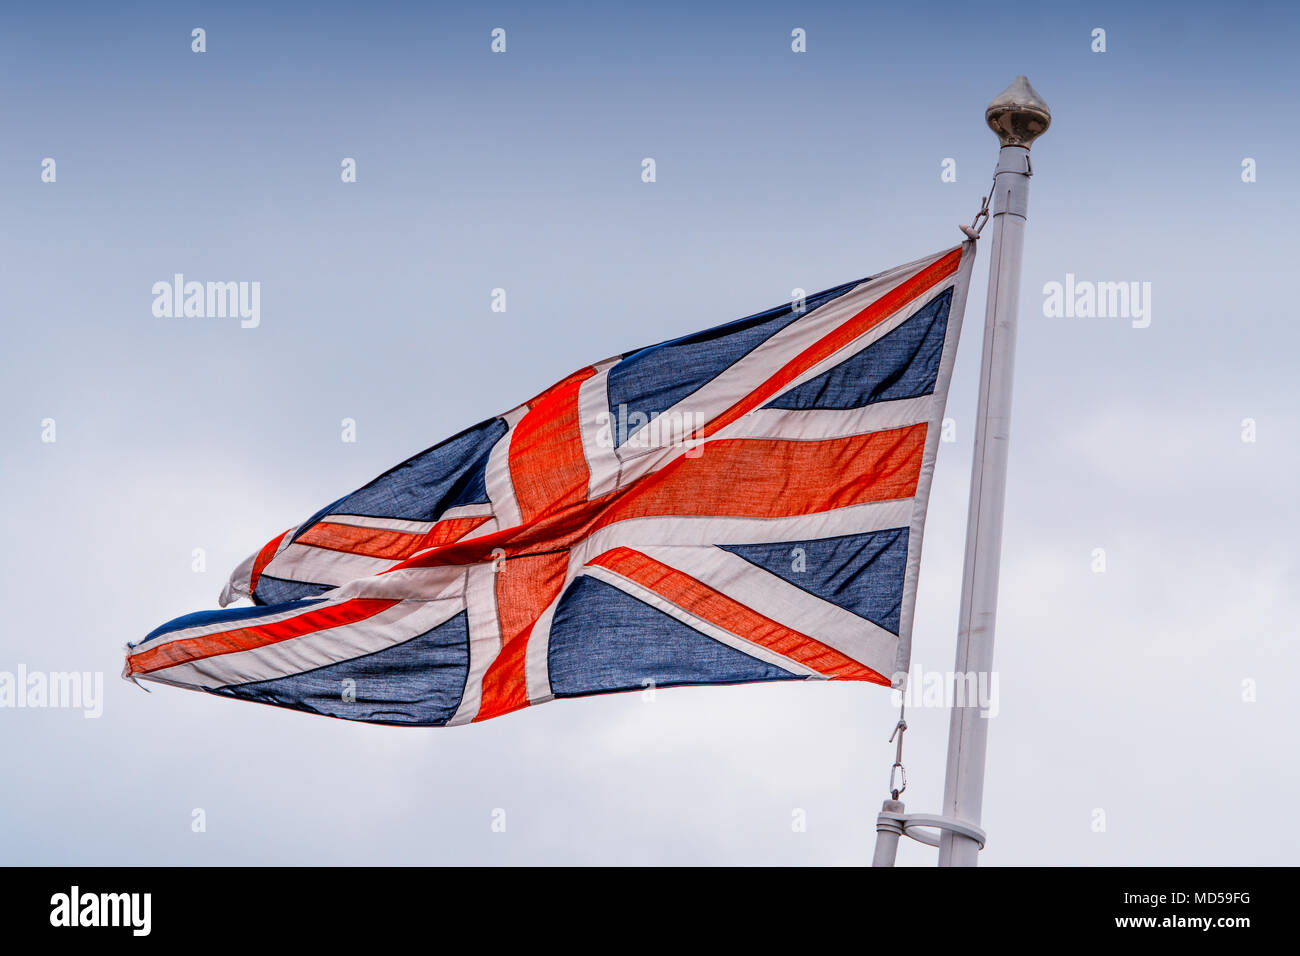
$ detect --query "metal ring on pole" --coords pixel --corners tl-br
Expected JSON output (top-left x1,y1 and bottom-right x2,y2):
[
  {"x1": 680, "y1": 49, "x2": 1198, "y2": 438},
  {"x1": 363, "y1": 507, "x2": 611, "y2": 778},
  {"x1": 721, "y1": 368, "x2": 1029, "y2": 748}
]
[{"x1": 875, "y1": 811, "x2": 987, "y2": 851}]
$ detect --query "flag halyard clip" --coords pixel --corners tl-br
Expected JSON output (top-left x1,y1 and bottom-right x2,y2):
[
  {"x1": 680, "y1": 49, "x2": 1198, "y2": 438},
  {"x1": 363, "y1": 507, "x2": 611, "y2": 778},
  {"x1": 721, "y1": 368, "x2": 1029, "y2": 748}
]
[
  {"x1": 961, "y1": 150, "x2": 1034, "y2": 240},
  {"x1": 960, "y1": 187, "x2": 993, "y2": 240},
  {"x1": 872, "y1": 701, "x2": 986, "y2": 863},
  {"x1": 888, "y1": 715, "x2": 908, "y2": 799}
]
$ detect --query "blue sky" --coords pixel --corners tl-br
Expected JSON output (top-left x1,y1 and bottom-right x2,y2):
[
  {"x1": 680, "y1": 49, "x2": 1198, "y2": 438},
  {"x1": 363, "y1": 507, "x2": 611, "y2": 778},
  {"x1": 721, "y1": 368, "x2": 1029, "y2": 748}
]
[{"x1": 2, "y1": 1, "x2": 1297, "y2": 864}]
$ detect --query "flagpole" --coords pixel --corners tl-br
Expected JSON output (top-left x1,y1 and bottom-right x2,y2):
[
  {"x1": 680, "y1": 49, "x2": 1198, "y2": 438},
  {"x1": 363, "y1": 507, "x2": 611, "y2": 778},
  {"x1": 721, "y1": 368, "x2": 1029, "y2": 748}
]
[{"x1": 937, "y1": 76, "x2": 1050, "y2": 867}]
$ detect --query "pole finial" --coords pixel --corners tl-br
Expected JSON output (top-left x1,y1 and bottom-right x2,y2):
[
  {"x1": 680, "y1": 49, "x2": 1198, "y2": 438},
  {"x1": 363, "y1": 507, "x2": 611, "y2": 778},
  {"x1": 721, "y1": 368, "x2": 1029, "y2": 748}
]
[{"x1": 986, "y1": 75, "x2": 1051, "y2": 148}]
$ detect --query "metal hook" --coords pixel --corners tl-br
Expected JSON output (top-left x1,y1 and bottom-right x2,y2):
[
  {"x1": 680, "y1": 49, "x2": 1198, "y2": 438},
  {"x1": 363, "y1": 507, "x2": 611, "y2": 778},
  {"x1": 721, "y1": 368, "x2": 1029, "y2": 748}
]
[
  {"x1": 890, "y1": 762, "x2": 907, "y2": 799},
  {"x1": 960, "y1": 192, "x2": 992, "y2": 239},
  {"x1": 887, "y1": 716, "x2": 907, "y2": 798},
  {"x1": 888, "y1": 718, "x2": 907, "y2": 744}
]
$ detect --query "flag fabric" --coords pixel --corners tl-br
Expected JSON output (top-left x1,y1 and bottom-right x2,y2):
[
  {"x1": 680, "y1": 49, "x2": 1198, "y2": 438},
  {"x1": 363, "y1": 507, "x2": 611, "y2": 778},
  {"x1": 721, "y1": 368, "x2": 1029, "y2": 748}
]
[{"x1": 125, "y1": 243, "x2": 976, "y2": 725}]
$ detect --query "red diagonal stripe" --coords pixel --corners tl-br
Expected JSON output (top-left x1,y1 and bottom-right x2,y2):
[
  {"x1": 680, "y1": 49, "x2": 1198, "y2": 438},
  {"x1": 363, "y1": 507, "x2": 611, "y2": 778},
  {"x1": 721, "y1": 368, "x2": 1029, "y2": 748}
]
[
  {"x1": 589, "y1": 547, "x2": 886, "y2": 683},
  {"x1": 296, "y1": 515, "x2": 491, "y2": 561},
  {"x1": 249, "y1": 528, "x2": 291, "y2": 596},
  {"x1": 127, "y1": 598, "x2": 400, "y2": 675},
  {"x1": 421, "y1": 515, "x2": 492, "y2": 549},
  {"x1": 296, "y1": 522, "x2": 428, "y2": 560},
  {"x1": 701, "y1": 248, "x2": 961, "y2": 438}
]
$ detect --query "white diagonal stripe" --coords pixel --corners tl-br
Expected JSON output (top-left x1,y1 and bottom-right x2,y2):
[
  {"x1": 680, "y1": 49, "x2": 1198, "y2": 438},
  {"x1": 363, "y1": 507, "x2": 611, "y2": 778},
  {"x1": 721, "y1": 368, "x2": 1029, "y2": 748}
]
[
  {"x1": 632, "y1": 544, "x2": 898, "y2": 677},
  {"x1": 132, "y1": 601, "x2": 330, "y2": 649},
  {"x1": 265, "y1": 541, "x2": 401, "y2": 584},
  {"x1": 141, "y1": 597, "x2": 465, "y2": 689},
  {"x1": 612, "y1": 261, "x2": 958, "y2": 486},
  {"x1": 613, "y1": 250, "x2": 946, "y2": 458},
  {"x1": 314, "y1": 514, "x2": 436, "y2": 534},
  {"x1": 737, "y1": 397, "x2": 932, "y2": 443}
]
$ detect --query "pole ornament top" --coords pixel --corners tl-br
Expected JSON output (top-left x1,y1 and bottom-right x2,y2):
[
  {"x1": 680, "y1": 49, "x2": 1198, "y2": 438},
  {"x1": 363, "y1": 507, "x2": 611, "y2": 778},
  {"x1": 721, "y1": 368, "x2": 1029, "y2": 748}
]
[{"x1": 986, "y1": 76, "x2": 1051, "y2": 148}]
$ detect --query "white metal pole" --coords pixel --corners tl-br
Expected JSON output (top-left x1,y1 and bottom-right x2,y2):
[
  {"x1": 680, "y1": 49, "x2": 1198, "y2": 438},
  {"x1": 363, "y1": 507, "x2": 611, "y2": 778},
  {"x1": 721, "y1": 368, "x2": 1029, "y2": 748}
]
[{"x1": 938, "y1": 77, "x2": 1050, "y2": 867}]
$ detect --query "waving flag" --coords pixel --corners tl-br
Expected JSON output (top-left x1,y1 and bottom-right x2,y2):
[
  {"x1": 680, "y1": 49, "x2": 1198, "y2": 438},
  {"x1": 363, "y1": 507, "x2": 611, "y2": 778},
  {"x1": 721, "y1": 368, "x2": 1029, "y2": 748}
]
[{"x1": 126, "y1": 243, "x2": 976, "y2": 725}]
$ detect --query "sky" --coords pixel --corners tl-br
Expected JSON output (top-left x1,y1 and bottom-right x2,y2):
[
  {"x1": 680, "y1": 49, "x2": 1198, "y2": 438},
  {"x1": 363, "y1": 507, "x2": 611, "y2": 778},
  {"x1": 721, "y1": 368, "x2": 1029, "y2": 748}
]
[{"x1": 2, "y1": 0, "x2": 1297, "y2": 865}]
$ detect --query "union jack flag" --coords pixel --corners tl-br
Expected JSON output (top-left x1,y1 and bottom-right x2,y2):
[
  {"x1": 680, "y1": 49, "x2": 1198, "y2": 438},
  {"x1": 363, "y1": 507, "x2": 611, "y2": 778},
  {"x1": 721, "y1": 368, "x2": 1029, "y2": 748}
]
[{"x1": 125, "y1": 243, "x2": 975, "y2": 725}]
